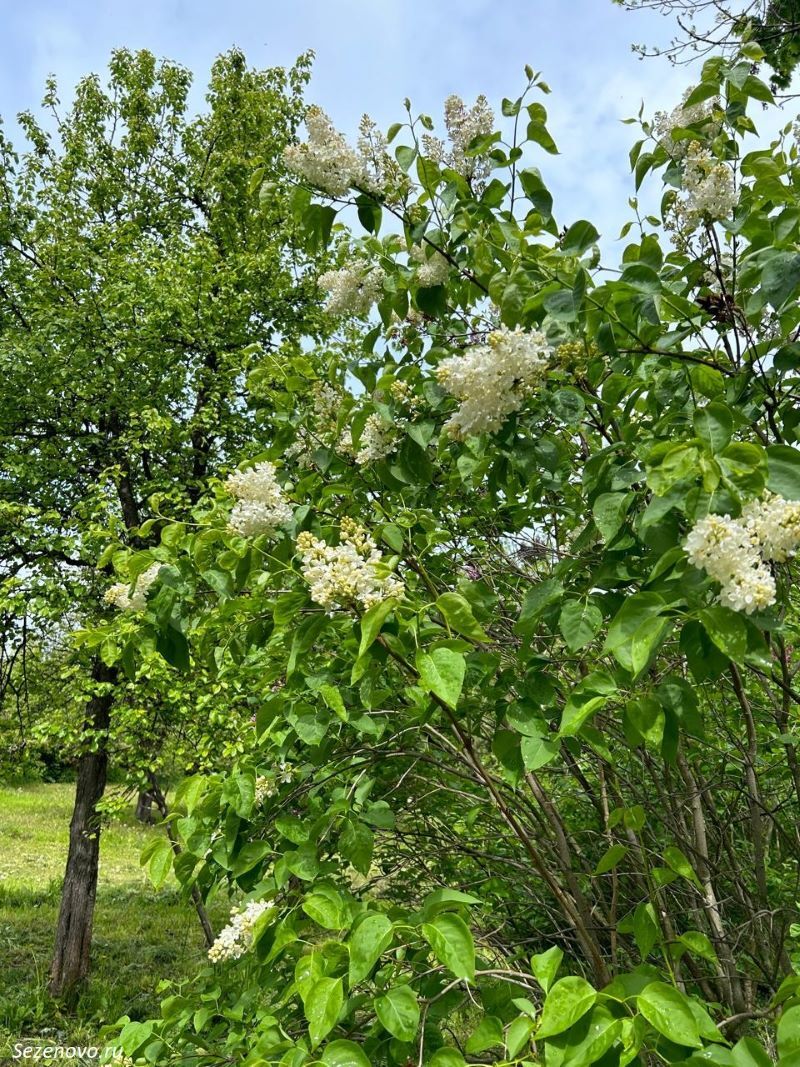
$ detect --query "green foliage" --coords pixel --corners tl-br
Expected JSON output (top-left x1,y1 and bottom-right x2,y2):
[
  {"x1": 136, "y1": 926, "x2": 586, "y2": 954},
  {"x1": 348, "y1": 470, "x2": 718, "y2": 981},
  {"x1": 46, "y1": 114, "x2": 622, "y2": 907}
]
[{"x1": 41, "y1": 46, "x2": 800, "y2": 1067}]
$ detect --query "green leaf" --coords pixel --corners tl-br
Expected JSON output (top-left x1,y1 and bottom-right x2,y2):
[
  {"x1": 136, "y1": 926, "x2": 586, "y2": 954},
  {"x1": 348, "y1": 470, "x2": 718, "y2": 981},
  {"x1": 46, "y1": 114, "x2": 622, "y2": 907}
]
[
  {"x1": 516, "y1": 578, "x2": 564, "y2": 638},
  {"x1": 694, "y1": 403, "x2": 733, "y2": 453},
  {"x1": 416, "y1": 648, "x2": 466, "y2": 708},
  {"x1": 358, "y1": 597, "x2": 398, "y2": 659},
  {"x1": 305, "y1": 977, "x2": 344, "y2": 1048},
  {"x1": 562, "y1": 220, "x2": 600, "y2": 255},
  {"x1": 506, "y1": 1015, "x2": 535, "y2": 1058},
  {"x1": 527, "y1": 119, "x2": 559, "y2": 154},
  {"x1": 436, "y1": 592, "x2": 489, "y2": 641},
  {"x1": 156, "y1": 626, "x2": 189, "y2": 671},
  {"x1": 561, "y1": 1005, "x2": 623, "y2": 1067},
  {"x1": 232, "y1": 841, "x2": 271, "y2": 876},
  {"x1": 375, "y1": 984, "x2": 420, "y2": 1042},
  {"x1": 303, "y1": 887, "x2": 346, "y2": 931},
  {"x1": 519, "y1": 168, "x2": 553, "y2": 219},
  {"x1": 632, "y1": 902, "x2": 660, "y2": 957},
  {"x1": 605, "y1": 594, "x2": 666, "y2": 672},
  {"x1": 732, "y1": 1037, "x2": 773, "y2": 1067},
  {"x1": 421, "y1": 887, "x2": 482, "y2": 918},
  {"x1": 778, "y1": 1005, "x2": 800, "y2": 1060},
  {"x1": 762, "y1": 253, "x2": 800, "y2": 309},
  {"x1": 677, "y1": 930, "x2": 718, "y2": 964},
  {"x1": 466, "y1": 1016, "x2": 504, "y2": 1054},
  {"x1": 321, "y1": 1040, "x2": 371, "y2": 1067},
  {"x1": 767, "y1": 445, "x2": 800, "y2": 500},
  {"x1": 537, "y1": 976, "x2": 597, "y2": 1038},
  {"x1": 356, "y1": 194, "x2": 381, "y2": 234},
  {"x1": 145, "y1": 836, "x2": 173, "y2": 889},
  {"x1": 422, "y1": 913, "x2": 476, "y2": 980},
  {"x1": 594, "y1": 844, "x2": 628, "y2": 874},
  {"x1": 285, "y1": 844, "x2": 320, "y2": 881},
  {"x1": 559, "y1": 600, "x2": 602, "y2": 652},
  {"x1": 636, "y1": 982, "x2": 702, "y2": 1048},
  {"x1": 339, "y1": 820, "x2": 374, "y2": 875},
  {"x1": 531, "y1": 945, "x2": 563, "y2": 993},
  {"x1": 348, "y1": 913, "x2": 393, "y2": 985},
  {"x1": 683, "y1": 81, "x2": 720, "y2": 107},
  {"x1": 559, "y1": 694, "x2": 606, "y2": 738},
  {"x1": 428, "y1": 1051, "x2": 466, "y2": 1067},
  {"x1": 699, "y1": 606, "x2": 748, "y2": 662},
  {"x1": 521, "y1": 729, "x2": 560, "y2": 770},
  {"x1": 663, "y1": 846, "x2": 701, "y2": 888},
  {"x1": 592, "y1": 492, "x2": 631, "y2": 542}
]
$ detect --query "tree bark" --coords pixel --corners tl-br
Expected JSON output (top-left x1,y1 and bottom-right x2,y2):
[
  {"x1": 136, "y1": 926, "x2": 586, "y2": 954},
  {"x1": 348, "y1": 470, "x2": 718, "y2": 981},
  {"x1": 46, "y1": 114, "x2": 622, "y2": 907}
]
[
  {"x1": 49, "y1": 659, "x2": 115, "y2": 999},
  {"x1": 135, "y1": 790, "x2": 154, "y2": 823}
]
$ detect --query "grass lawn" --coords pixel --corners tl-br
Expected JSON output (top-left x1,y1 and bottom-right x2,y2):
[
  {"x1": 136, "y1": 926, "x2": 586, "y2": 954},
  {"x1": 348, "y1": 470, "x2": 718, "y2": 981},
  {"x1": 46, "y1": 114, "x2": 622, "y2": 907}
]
[{"x1": 0, "y1": 782, "x2": 223, "y2": 1061}]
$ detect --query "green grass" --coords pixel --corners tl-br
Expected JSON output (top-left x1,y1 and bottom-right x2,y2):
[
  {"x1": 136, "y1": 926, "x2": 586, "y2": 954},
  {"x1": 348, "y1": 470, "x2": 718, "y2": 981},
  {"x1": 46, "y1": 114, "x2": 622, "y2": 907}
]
[{"x1": 0, "y1": 783, "x2": 223, "y2": 1060}]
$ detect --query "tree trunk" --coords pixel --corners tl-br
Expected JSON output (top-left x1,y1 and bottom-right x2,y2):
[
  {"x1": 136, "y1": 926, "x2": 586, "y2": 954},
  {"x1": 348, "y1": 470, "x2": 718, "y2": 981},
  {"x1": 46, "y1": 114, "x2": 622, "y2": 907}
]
[
  {"x1": 49, "y1": 659, "x2": 115, "y2": 1000},
  {"x1": 135, "y1": 790, "x2": 154, "y2": 823}
]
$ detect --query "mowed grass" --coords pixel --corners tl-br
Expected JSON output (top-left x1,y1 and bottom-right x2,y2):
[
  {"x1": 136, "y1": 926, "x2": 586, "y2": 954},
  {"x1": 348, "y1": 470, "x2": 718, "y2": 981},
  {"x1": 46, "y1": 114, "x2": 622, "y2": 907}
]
[{"x1": 0, "y1": 782, "x2": 224, "y2": 1059}]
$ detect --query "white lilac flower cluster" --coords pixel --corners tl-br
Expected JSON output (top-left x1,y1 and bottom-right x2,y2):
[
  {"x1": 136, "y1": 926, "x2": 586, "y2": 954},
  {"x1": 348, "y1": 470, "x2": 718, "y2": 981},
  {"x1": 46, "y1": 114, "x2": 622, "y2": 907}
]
[
  {"x1": 296, "y1": 518, "x2": 404, "y2": 613},
  {"x1": 667, "y1": 142, "x2": 738, "y2": 236},
  {"x1": 355, "y1": 413, "x2": 397, "y2": 466},
  {"x1": 284, "y1": 106, "x2": 371, "y2": 197},
  {"x1": 254, "y1": 775, "x2": 275, "y2": 804},
  {"x1": 685, "y1": 491, "x2": 800, "y2": 613},
  {"x1": 104, "y1": 563, "x2": 162, "y2": 612},
  {"x1": 208, "y1": 899, "x2": 271, "y2": 963},
  {"x1": 653, "y1": 88, "x2": 719, "y2": 159},
  {"x1": 285, "y1": 426, "x2": 316, "y2": 469},
  {"x1": 410, "y1": 244, "x2": 450, "y2": 288},
  {"x1": 423, "y1": 95, "x2": 495, "y2": 185},
  {"x1": 286, "y1": 382, "x2": 346, "y2": 469},
  {"x1": 682, "y1": 142, "x2": 738, "y2": 223},
  {"x1": 436, "y1": 325, "x2": 551, "y2": 439},
  {"x1": 284, "y1": 107, "x2": 405, "y2": 201},
  {"x1": 356, "y1": 114, "x2": 408, "y2": 202},
  {"x1": 319, "y1": 265, "x2": 386, "y2": 317},
  {"x1": 225, "y1": 462, "x2": 293, "y2": 538},
  {"x1": 254, "y1": 763, "x2": 294, "y2": 805},
  {"x1": 742, "y1": 492, "x2": 800, "y2": 562}
]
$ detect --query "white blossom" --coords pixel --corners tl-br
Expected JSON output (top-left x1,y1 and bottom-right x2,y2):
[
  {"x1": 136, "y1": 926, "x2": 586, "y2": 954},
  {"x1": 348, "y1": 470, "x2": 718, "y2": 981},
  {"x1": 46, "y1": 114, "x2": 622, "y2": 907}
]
[
  {"x1": 254, "y1": 775, "x2": 276, "y2": 804},
  {"x1": 410, "y1": 244, "x2": 450, "y2": 288},
  {"x1": 717, "y1": 568, "x2": 777, "y2": 614},
  {"x1": 684, "y1": 511, "x2": 776, "y2": 614},
  {"x1": 421, "y1": 94, "x2": 495, "y2": 185},
  {"x1": 653, "y1": 89, "x2": 720, "y2": 159},
  {"x1": 284, "y1": 106, "x2": 369, "y2": 197},
  {"x1": 742, "y1": 491, "x2": 800, "y2": 562},
  {"x1": 355, "y1": 413, "x2": 397, "y2": 466},
  {"x1": 319, "y1": 266, "x2": 385, "y2": 316},
  {"x1": 668, "y1": 142, "x2": 738, "y2": 234},
  {"x1": 225, "y1": 462, "x2": 293, "y2": 538},
  {"x1": 683, "y1": 143, "x2": 738, "y2": 221},
  {"x1": 208, "y1": 900, "x2": 271, "y2": 963},
  {"x1": 357, "y1": 114, "x2": 407, "y2": 201},
  {"x1": 277, "y1": 761, "x2": 294, "y2": 784},
  {"x1": 297, "y1": 519, "x2": 404, "y2": 613},
  {"x1": 104, "y1": 563, "x2": 162, "y2": 613},
  {"x1": 285, "y1": 426, "x2": 316, "y2": 469},
  {"x1": 436, "y1": 325, "x2": 551, "y2": 439}
]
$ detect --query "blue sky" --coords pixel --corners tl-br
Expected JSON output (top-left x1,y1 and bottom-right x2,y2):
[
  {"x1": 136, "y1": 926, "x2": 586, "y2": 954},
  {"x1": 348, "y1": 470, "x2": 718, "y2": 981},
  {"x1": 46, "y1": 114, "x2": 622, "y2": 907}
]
[{"x1": 0, "y1": 1, "x2": 729, "y2": 243}]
